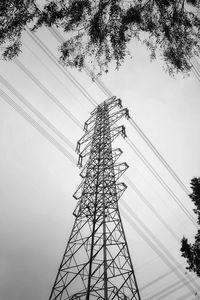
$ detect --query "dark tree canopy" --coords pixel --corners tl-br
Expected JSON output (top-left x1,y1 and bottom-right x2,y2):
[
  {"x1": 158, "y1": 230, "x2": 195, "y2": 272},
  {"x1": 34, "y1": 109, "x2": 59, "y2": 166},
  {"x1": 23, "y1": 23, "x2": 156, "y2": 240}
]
[
  {"x1": 0, "y1": 0, "x2": 200, "y2": 75},
  {"x1": 181, "y1": 177, "x2": 200, "y2": 277}
]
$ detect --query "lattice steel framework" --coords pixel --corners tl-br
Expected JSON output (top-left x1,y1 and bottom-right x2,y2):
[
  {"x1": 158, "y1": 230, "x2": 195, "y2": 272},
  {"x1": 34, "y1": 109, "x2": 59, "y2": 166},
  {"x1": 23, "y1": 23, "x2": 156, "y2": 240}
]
[{"x1": 49, "y1": 97, "x2": 141, "y2": 300}]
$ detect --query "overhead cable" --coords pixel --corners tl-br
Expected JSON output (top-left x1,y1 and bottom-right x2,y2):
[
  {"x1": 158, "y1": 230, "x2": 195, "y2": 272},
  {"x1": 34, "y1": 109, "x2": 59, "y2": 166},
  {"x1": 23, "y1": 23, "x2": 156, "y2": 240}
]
[
  {"x1": 48, "y1": 27, "x2": 113, "y2": 98},
  {"x1": 129, "y1": 118, "x2": 191, "y2": 195},
  {"x1": 120, "y1": 204, "x2": 195, "y2": 295},
  {"x1": 145, "y1": 273, "x2": 197, "y2": 300},
  {"x1": 193, "y1": 56, "x2": 200, "y2": 75},
  {"x1": 123, "y1": 174, "x2": 180, "y2": 241},
  {"x1": 23, "y1": 40, "x2": 85, "y2": 108},
  {"x1": 0, "y1": 88, "x2": 76, "y2": 165},
  {"x1": 177, "y1": 289, "x2": 200, "y2": 300},
  {"x1": 140, "y1": 264, "x2": 183, "y2": 291},
  {"x1": 126, "y1": 137, "x2": 197, "y2": 227},
  {"x1": 0, "y1": 74, "x2": 74, "y2": 152},
  {"x1": 26, "y1": 30, "x2": 97, "y2": 107},
  {"x1": 14, "y1": 58, "x2": 82, "y2": 129},
  {"x1": 187, "y1": 56, "x2": 200, "y2": 83},
  {"x1": 124, "y1": 174, "x2": 200, "y2": 292}
]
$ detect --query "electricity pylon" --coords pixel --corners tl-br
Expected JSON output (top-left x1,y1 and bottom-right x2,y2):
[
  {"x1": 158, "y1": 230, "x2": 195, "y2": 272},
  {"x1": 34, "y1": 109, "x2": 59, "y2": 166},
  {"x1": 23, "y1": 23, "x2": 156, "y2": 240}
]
[{"x1": 49, "y1": 97, "x2": 141, "y2": 300}]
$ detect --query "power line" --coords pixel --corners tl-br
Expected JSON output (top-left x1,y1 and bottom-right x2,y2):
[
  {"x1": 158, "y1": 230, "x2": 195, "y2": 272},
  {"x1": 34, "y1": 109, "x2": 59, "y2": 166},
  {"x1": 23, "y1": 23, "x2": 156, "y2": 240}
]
[
  {"x1": 178, "y1": 289, "x2": 200, "y2": 300},
  {"x1": 26, "y1": 30, "x2": 97, "y2": 107},
  {"x1": 123, "y1": 175, "x2": 199, "y2": 292},
  {"x1": 140, "y1": 264, "x2": 183, "y2": 291},
  {"x1": 126, "y1": 137, "x2": 197, "y2": 227},
  {"x1": 48, "y1": 27, "x2": 113, "y2": 98},
  {"x1": 193, "y1": 57, "x2": 200, "y2": 75},
  {"x1": 14, "y1": 58, "x2": 83, "y2": 129},
  {"x1": 0, "y1": 73, "x2": 74, "y2": 152},
  {"x1": 128, "y1": 118, "x2": 191, "y2": 195},
  {"x1": 123, "y1": 174, "x2": 180, "y2": 241},
  {"x1": 187, "y1": 56, "x2": 200, "y2": 83},
  {"x1": 120, "y1": 204, "x2": 196, "y2": 295},
  {"x1": 0, "y1": 88, "x2": 77, "y2": 165},
  {"x1": 49, "y1": 27, "x2": 200, "y2": 99},
  {"x1": 145, "y1": 273, "x2": 197, "y2": 300},
  {"x1": 23, "y1": 40, "x2": 86, "y2": 108}
]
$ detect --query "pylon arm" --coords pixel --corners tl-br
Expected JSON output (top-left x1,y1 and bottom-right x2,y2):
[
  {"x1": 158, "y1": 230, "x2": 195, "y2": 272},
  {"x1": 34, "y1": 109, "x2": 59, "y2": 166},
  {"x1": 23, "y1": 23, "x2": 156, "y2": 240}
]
[
  {"x1": 111, "y1": 148, "x2": 123, "y2": 163},
  {"x1": 109, "y1": 108, "x2": 130, "y2": 128},
  {"x1": 110, "y1": 125, "x2": 127, "y2": 140},
  {"x1": 113, "y1": 163, "x2": 129, "y2": 181},
  {"x1": 73, "y1": 182, "x2": 127, "y2": 217},
  {"x1": 116, "y1": 182, "x2": 127, "y2": 199},
  {"x1": 76, "y1": 127, "x2": 94, "y2": 153},
  {"x1": 84, "y1": 116, "x2": 96, "y2": 132},
  {"x1": 73, "y1": 162, "x2": 128, "y2": 201},
  {"x1": 90, "y1": 96, "x2": 117, "y2": 115},
  {"x1": 78, "y1": 107, "x2": 128, "y2": 153},
  {"x1": 80, "y1": 148, "x2": 123, "y2": 178},
  {"x1": 77, "y1": 126, "x2": 127, "y2": 167}
]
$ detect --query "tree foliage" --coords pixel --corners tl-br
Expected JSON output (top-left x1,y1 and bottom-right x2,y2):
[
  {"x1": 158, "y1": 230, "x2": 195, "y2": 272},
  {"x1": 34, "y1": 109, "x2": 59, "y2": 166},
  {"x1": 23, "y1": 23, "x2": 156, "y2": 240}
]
[
  {"x1": 0, "y1": 0, "x2": 200, "y2": 74},
  {"x1": 181, "y1": 177, "x2": 200, "y2": 277}
]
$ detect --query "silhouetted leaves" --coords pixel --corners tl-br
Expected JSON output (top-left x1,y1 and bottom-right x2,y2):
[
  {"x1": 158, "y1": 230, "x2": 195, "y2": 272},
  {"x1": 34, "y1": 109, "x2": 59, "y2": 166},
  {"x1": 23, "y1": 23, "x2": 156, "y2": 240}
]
[
  {"x1": 0, "y1": 0, "x2": 200, "y2": 75},
  {"x1": 2, "y1": 39, "x2": 22, "y2": 60},
  {"x1": 0, "y1": 0, "x2": 37, "y2": 59},
  {"x1": 181, "y1": 177, "x2": 200, "y2": 277},
  {"x1": 32, "y1": 2, "x2": 65, "y2": 30},
  {"x1": 190, "y1": 177, "x2": 200, "y2": 224}
]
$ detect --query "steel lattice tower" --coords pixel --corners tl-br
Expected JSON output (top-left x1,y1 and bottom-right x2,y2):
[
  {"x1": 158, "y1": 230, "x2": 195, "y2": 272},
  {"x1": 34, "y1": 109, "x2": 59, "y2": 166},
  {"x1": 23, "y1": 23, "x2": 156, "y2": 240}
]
[{"x1": 49, "y1": 97, "x2": 141, "y2": 300}]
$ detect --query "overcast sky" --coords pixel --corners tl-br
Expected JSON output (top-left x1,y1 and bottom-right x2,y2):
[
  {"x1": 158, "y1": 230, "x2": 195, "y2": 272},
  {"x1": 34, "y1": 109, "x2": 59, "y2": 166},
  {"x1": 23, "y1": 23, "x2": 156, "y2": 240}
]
[{"x1": 0, "y1": 28, "x2": 200, "y2": 300}]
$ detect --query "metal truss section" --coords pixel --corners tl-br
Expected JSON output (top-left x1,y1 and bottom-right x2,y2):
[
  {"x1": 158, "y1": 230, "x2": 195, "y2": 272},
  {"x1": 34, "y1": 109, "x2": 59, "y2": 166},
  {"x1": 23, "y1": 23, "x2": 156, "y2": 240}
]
[
  {"x1": 77, "y1": 126, "x2": 126, "y2": 168},
  {"x1": 90, "y1": 96, "x2": 122, "y2": 117},
  {"x1": 80, "y1": 149, "x2": 123, "y2": 179},
  {"x1": 49, "y1": 98, "x2": 141, "y2": 300}
]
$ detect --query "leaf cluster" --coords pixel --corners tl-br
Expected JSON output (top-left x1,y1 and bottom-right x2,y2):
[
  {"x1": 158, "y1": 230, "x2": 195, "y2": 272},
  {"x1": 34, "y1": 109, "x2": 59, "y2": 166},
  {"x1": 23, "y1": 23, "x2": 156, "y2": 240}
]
[
  {"x1": 0, "y1": 0, "x2": 200, "y2": 74},
  {"x1": 0, "y1": 0, "x2": 37, "y2": 59},
  {"x1": 181, "y1": 177, "x2": 200, "y2": 277}
]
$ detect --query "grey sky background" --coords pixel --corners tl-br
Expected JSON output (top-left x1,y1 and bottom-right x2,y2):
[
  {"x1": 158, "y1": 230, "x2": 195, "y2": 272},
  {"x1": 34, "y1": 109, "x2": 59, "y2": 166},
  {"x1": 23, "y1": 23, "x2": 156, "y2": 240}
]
[{"x1": 0, "y1": 28, "x2": 200, "y2": 300}]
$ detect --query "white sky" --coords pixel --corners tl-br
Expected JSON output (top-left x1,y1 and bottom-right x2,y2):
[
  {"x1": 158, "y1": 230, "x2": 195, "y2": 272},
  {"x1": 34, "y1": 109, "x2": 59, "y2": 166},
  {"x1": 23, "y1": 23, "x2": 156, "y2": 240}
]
[{"x1": 0, "y1": 28, "x2": 200, "y2": 300}]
